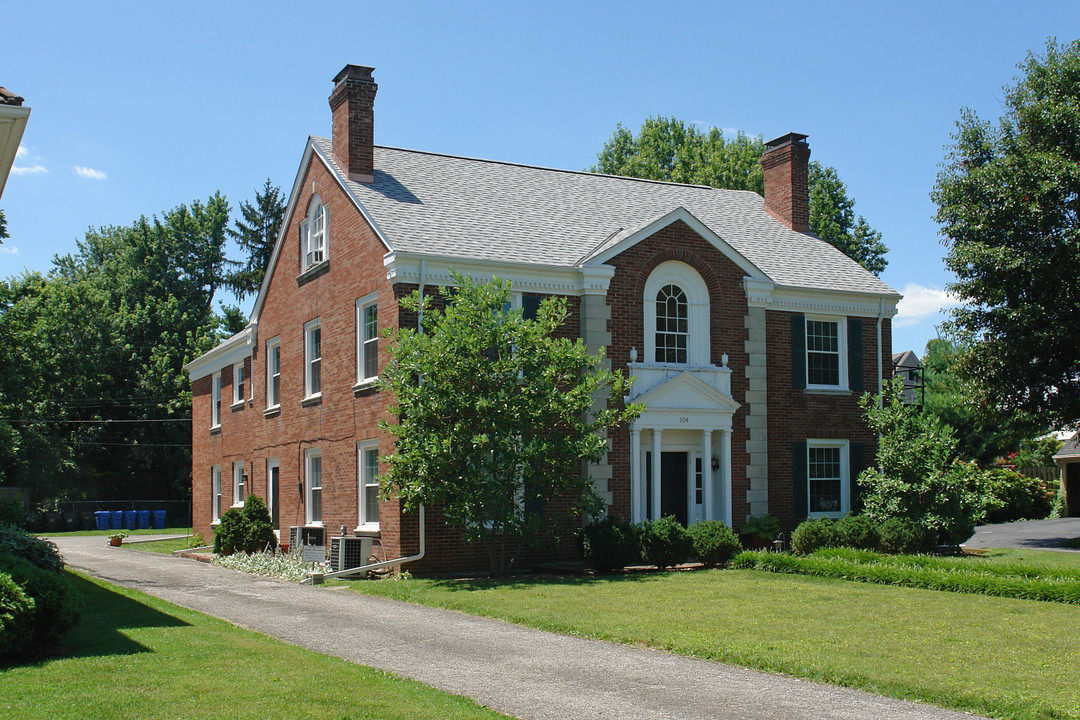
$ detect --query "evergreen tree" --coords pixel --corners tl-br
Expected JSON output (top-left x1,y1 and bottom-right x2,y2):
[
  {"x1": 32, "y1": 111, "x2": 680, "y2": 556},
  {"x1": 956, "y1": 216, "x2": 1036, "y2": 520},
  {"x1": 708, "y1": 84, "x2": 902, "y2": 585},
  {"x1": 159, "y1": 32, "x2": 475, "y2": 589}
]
[{"x1": 225, "y1": 179, "x2": 284, "y2": 300}]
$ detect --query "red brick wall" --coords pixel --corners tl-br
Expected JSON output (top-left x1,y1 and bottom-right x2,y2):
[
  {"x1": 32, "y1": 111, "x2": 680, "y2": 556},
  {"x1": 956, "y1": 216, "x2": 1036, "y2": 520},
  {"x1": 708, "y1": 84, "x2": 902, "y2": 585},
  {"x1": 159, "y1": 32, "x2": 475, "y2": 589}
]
[
  {"x1": 765, "y1": 312, "x2": 890, "y2": 531},
  {"x1": 604, "y1": 220, "x2": 752, "y2": 521}
]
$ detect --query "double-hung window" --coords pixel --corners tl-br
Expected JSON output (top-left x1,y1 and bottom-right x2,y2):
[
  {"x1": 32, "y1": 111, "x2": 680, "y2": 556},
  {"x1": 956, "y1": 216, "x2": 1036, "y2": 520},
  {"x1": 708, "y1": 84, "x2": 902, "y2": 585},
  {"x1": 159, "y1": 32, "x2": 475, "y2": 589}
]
[
  {"x1": 266, "y1": 338, "x2": 281, "y2": 409},
  {"x1": 211, "y1": 372, "x2": 221, "y2": 429},
  {"x1": 806, "y1": 319, "x2": 842, "y2": 387},
  {"x1": 305, "y1": 449, "x2": 322, "y2": 525},
  {"x1": 807, "y1": 440, "x2": 848, "y2": 517},
  {"x1": 212, "y1": 465, "x2": 222, "y2": 522},
  {"x1": 232, "y1": 461, "x2": 245, "y2": 506},
  {"x1": 233, "y1": 363, "x2": 245, "y2": 406},
  {"x1": 304, "y1": 319, "x2": 322, "y2": 399},
  {"x1": 358, "y1": 443, "x2": 380, "y2": 529},
  {"x1": 300, "y1": 196, "x2": 327, "y2": 271},
  {"x1": 356, "y1": 295, "x2": 378, "y2": 385},
  {"x1": 792, "y1": 315, "x2": 862, "y2": 392}
]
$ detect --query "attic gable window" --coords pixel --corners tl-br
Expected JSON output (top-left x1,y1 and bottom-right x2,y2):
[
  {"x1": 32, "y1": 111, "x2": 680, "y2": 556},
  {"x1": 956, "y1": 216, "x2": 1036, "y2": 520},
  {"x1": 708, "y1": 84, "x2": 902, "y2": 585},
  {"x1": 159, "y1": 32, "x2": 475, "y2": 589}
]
[{"x1": 300, "y1": 196, "x2": 327, "y2": 271}]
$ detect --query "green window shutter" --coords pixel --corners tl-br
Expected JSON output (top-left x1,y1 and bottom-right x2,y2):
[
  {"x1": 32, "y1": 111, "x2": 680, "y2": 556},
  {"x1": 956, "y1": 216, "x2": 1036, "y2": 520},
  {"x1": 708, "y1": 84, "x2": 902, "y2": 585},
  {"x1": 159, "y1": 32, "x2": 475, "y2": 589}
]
[
  {"x1": 791, "y1": 314, "x2": 806, "y2": 389},
  {"x1": 849, "y1": 442, "x2": 865, "y2": 513},
  {"x1": 793, "y1": 442, "x2": 808, "y2": 518},
  {"x1": 847, "y1": 317, "x2": 863, "y2": 392},
  {"x1": 522, "y1": 295, "x2": 541, "y2": 321}
]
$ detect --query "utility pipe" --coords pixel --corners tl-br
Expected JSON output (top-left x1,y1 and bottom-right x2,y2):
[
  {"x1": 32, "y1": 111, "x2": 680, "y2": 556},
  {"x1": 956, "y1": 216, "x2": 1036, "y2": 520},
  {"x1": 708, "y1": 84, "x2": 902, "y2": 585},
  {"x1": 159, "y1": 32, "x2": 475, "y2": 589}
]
[
  {"x1": 417, "y1": 258, "x2": 427, "y2": 334},
  {"x1": 876, "y1": 297, "x2": 884, "y2": 407},
  {"x1": 303, "y1": 504, "x2": 426, "y2": 583}
]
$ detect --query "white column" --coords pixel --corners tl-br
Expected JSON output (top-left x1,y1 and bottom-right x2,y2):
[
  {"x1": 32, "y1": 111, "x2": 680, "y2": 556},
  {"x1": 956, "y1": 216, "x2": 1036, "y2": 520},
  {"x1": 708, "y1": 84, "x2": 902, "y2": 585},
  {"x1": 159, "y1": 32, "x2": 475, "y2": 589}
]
[
  {"x1": 651, "y1": 428, "x2": 662, "y2": 521},
  {"x1": 630, "y1": 428, "x2": 642, "y2": 523},
  {"x1": 702, "y1": 429, "x2": 714, "y2": 521},
  {"x1": 721, "y1": 428, "x2": 733, "y2": 528},
  {"x1": 687, "y1": 450, "x2": 696, "y2": 523}
]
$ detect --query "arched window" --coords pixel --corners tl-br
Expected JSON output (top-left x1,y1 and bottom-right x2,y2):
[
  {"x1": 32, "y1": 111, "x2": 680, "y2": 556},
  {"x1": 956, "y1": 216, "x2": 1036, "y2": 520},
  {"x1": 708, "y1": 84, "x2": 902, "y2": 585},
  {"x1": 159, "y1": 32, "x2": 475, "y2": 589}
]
[
  {"x1": 642, "y1": 261, "x2": 710, "y2": 366},
  {"x1": 655, "y1": 284, "x2": 688, "y2": 363},
  {"x1": 301, "y1": 196, "x2": 327, "y2": 270}
]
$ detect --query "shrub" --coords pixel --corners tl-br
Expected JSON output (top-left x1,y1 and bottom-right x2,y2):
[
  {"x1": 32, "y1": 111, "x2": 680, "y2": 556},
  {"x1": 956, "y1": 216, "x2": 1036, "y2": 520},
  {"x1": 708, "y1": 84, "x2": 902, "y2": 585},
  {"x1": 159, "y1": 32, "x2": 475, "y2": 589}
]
[
  {"x1": 790, "y1": 517, "x2": 836, "y2": 555},
  {"x1": 0, "y1": 552, "x2": 80, "y2": 656},
  {"x1": 213, "y1": 495, "x2": 278, "y2": 555},
  {"x1": 687, "y1": 521, "x2": 741, "y2": 566},
  {"x1": 582, "y1": 517, "x2": 639, "y2": 572},
  {"x1": 739, "y1": 514, "x2": 779, "y2": 546},
  {"x1": 0, "y1": 570, "x2": 35, "y2": 658},
  {"x1": 979, "y1": 467, "x2": 1054, "y2": 523},
  {"x1": 878, "y1": 516, "x2": 936, "y2": 554},
  {"x1": 0, "y1": 524, "x2": 63, "y2": 572},
  {"x1": 638, "y1": 515, "x2": 690, "y2": 568},
  {"x1": 833, "y1": 514, "x2": 880, "y2": 550},
  {"x1": 0, "y1": 498, "x2": 27, "y2": 529}
]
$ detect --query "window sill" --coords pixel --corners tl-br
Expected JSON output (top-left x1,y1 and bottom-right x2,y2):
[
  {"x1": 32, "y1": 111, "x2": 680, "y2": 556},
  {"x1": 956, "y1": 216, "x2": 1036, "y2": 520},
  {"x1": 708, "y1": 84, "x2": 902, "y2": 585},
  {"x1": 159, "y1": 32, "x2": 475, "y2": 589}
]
[
  {"x1": 352, "y1": 378, "x2": 379, "y2": 395},
  {"x1": 230, "y1": 400, "x2": 244, "y2": 412},
  {"x1": 803, "y1": 387, "x2": 851, "y2": 396},
  {"x1": 231, "y1": 502, "x2": 245, "y2": 509},
  {"x1": 301, "y1": 394, "x2": 322, "y2": 408},
  {"x1": 352, "y1": 525, "x2": 381, "y2": 537},
  {"x1": 296, "y1": 259, "x2": 330, "y2": 287},
  {"x1": 263, "y1": 405, "x2": 281, "y2": 418},
  {"x1": 210, "y1": 520, "x2": 221, "y2": 527},
  {"x1": 209, "y1": 425, "x2": 221, "y2": 435}
]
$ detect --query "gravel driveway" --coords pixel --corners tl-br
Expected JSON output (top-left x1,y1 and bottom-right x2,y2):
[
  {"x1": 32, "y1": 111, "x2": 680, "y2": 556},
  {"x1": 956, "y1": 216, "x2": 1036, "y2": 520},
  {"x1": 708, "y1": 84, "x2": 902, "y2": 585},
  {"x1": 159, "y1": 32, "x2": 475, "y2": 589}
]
[{"x1": 53, "y1": 536, "x2": 985, "y2": 720}]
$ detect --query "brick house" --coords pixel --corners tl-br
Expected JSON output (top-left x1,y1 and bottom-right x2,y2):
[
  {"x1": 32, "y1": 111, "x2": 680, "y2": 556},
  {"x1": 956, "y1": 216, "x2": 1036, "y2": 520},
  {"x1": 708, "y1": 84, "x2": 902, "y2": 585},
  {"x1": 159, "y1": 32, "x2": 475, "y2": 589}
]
[{"x1": 185, "y1": 65, "x2": 900, "y2": 573}]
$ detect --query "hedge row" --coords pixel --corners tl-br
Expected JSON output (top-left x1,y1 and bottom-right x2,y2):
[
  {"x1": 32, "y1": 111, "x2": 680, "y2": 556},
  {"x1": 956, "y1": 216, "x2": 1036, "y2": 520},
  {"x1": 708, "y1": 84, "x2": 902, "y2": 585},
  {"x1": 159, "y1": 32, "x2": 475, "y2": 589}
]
[
  {"x1": 583, "y1": 517, "x2": 742, "y2": 571},
  {"x1": 0, "y1": 524, "x2": 81, "y2": 661},
  {"x1": 730, "y1": 548, "x2": 1080, "y2": 604}
]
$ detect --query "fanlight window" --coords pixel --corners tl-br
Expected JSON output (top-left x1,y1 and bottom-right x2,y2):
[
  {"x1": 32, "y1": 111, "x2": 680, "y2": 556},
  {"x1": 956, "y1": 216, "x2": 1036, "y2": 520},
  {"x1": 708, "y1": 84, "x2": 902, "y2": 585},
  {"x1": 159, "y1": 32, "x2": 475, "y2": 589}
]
[{"x1": 655, "y1": 284, "x2": 688, "y2": 364}]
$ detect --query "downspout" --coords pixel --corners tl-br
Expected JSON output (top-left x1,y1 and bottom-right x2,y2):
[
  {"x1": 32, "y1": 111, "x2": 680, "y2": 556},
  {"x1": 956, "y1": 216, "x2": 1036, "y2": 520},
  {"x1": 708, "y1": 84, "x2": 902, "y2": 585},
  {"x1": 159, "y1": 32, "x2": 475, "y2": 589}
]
[
  {"x1": 304, "y1": 504, "x2": 426, "y2": 583},
  {"x1": 876, "y1": 298, "x2": 884, "y2": 408},
  {"x1": 417, "y1": 258, "x2": 427, "y2": 334}
]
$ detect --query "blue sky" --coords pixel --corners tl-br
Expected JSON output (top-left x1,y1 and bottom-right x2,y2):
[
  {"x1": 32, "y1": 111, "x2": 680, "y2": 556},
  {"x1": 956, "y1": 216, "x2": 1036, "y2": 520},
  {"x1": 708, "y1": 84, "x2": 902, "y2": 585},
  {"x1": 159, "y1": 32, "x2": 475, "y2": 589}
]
[{"x1": 2, "y1": 1, "x2": 1077, "y2": 356}]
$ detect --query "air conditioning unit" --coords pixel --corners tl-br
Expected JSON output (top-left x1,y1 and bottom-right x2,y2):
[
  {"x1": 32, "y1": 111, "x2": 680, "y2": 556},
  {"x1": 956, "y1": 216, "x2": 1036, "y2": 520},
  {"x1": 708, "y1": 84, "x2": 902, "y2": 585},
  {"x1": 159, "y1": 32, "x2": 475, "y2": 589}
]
[
  {"x1": 329, "y1": 536, "x2": 373, "y2": 572},
  {"x1": 289, "y1": 525, "x2": 326, "y2": 549}
]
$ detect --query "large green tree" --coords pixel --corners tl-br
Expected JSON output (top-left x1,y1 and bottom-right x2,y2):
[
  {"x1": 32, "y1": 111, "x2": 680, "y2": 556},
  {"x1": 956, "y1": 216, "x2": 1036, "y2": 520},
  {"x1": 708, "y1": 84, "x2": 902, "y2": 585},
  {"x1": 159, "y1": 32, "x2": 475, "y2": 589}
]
[
  {"x1": 933, "y1": 38, "x2": 1080, "y2": 426},
  {"x1": 0, "y1": 194, "x2": 231, "y2": 501},
  {"x1": 590, "y1": 117, "x2": 888, "y2": 274},
  {"x1": 224, "y1": 179, "x2": 284, "y2": 300},
  {"x1": 379, "y1": 274, "x2": 641, "y2": 574}
]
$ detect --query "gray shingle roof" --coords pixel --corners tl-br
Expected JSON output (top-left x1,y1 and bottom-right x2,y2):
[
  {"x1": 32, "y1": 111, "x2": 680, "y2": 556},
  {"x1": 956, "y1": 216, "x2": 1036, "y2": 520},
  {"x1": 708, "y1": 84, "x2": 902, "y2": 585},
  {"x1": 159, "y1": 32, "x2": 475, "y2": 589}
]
[{"x1": 312, "y1": 137, "x2": 898, "y2": 296}]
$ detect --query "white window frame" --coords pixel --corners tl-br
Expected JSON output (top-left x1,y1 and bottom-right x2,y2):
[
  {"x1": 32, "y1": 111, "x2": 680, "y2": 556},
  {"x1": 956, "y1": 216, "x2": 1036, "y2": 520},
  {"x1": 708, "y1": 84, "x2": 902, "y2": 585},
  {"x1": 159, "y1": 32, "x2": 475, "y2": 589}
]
[
  {"x1": 805, "y1": 316, "x2": 847, "y2": 390},
  {"x1": 304, "y1": 319, "x2": 322, "y2": 400},
  {"x1": 305, "y1": 449, "x2": 323, "y2": 525},
  {"x1": 356, "y1": 293, "x2": 379, "y2": 386},
  {"x1": 300, "y1": 196, "x2": 327, "y2": 271},
  {"x1": 212, "y1": 465, "x2": 222, "y2": 523},
  {"x1": 642, "y1": 261, "x2": 710, "y2": 367},
  {"x1": 357, "y1": 441, "x2": 380, "y2": 530},
  {"x1": 266, "y1": 457, "x2": 279, "y2": 532},
  {"x1": 211, "y1": 372, "x2": 221, "y2": 429},
  {"x1": 232, "y1": 460, "x2": 246, "y2": 507},
  {"x1": 232, "y1": 362, "x2": 245, "y2": 407},
  {"x1": 806, "y1": 439, "x2": 849, "y2": 519},
  {"x1": 266, "y1": 337, "x2": 281, "y2": 409}
]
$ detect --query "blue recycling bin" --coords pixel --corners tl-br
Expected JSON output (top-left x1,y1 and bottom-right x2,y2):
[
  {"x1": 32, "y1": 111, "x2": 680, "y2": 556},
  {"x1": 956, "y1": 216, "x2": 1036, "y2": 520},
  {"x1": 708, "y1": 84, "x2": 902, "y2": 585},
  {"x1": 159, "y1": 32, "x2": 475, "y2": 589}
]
[
  {"x1": 152, "y1": 510, "x2": 167, "y2": 529},
  {"x1": 109, "y1": 511, "x2": 124, "y2": 530},
  {"x1": 137, "y1": 510, "x2": 151, "y2": 529},
  {"x1": 94, "y1": 511, "x2": 110, "y2": 531},
  {"x1": 124, "y1": 510, "x2": 137, "y2": 530}
]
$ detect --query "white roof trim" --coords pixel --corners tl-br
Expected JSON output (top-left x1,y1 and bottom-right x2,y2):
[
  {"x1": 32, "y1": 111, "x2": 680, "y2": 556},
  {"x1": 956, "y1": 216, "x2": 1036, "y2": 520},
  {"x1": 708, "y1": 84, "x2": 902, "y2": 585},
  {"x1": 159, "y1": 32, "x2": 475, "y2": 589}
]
[
  {"x1": 385, "y1": 252, "x2": 615, "y2": 296},
  {"x1": 745, "y1": 277, "x2": 901, "y2": 318},
  {"x1": 184, "y1": 326, "x2": 253, "y2": 381},
  {"x1": 584, "y1": 205, "x2": 768, "y2": 281},
  {"x1": 0, "y1": 103, "x2": 31, "y2": 198}
]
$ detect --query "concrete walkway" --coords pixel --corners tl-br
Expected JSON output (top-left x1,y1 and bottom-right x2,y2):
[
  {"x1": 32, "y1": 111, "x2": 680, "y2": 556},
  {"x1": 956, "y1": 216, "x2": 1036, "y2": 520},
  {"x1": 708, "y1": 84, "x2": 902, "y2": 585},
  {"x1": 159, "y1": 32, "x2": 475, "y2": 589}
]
[{"x1": 54, "y1": 536, "x2": 983, "y2": 720}]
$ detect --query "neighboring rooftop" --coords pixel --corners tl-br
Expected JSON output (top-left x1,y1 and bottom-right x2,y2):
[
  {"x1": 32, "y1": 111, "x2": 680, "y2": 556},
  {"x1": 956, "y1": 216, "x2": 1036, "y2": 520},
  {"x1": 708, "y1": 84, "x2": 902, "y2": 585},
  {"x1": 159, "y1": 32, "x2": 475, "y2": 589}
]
[
  {"x1": 0, "y1": 88, "x2": 24, "y2": 106},
  {"x1": 310, "y1": 137, "x2": 900, "y2": 298}
]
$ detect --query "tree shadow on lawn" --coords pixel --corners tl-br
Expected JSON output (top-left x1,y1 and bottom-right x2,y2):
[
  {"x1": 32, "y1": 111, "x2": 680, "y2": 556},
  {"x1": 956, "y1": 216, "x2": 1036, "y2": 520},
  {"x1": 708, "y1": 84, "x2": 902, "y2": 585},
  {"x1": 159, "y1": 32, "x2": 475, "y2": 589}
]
[
  {"x1": 52, "y1": 573, "x2": 190, "y2": 662},
  {"x1": 429, "y1": 567, "x2": 699, "y2": 593}
]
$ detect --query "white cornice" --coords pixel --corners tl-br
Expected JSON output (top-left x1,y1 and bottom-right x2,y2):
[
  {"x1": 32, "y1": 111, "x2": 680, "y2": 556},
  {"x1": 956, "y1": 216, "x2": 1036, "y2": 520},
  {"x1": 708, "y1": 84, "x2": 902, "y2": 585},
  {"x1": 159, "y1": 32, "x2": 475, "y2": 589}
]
[
  {"x1": 184, "y1": 326, "x2": 253, "y2": 380},
  {"x1": 0, "y1": 103, "x2": 31, "y2": 198},
  {"x1": 385, "y1": 253, "x2": 614, "y2": 296},
  {"x1": 744, "y1": 277, "x2": 900, "y2": 317}
]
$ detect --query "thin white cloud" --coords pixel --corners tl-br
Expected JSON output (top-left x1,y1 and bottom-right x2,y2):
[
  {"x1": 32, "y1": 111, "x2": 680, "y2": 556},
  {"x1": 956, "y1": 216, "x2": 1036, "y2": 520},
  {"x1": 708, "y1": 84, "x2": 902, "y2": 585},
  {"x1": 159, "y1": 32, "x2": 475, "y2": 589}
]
[
  {"x1": 12, "y1": 147, "x2": 46, "y2": 175},
  {"x1": 894, "y1": 283, "x2": 962, "y2": 327},
  {"x1": 74, "y1": 165, "x2": 107, "y2": 180},
  {"x1": 0, "y1": 245, "x2": 18, "y2": 255}
]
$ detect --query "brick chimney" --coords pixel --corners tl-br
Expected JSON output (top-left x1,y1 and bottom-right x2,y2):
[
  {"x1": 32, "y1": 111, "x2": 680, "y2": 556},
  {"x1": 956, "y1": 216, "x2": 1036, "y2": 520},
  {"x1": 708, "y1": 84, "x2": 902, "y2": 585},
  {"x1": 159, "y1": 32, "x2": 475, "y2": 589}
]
[
  {"x1": 760, "y1": 132, "x2": 810, "y2": 232},
  {"x1": 329, "y1": 65, "x2": 377, "y2": 184}
]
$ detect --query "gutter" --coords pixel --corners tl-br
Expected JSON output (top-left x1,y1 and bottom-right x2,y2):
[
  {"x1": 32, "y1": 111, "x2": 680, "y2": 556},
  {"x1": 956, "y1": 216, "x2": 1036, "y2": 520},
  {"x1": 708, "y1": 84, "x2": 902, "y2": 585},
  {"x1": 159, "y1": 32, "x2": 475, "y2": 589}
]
[
  {"x1": 303, "y1": 505, "x2": 426, "y2": 583},
  {"x1": 877, "y1": 297, "x2": 884, "y2": 407}
]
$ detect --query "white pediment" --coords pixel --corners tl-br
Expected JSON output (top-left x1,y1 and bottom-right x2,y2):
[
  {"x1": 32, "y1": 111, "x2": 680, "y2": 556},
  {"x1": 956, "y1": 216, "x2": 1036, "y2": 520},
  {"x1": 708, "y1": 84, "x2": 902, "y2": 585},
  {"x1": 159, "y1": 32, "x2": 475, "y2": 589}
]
[{"x1": 634, "y1": 371, "x2": 741, "y2": 415}]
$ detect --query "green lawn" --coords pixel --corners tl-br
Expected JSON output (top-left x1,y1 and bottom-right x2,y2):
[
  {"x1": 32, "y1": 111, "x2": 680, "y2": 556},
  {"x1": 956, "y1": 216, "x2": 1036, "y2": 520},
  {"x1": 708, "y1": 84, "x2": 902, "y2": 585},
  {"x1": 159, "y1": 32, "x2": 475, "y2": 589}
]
[
  {"x1": 43, "y1": 527, "x2": 193, "y2": 537},
  {"x1": 0, "y1": 572, "x2": 508, "y2": 720},
  {"x1": 123, "y1": 536, "x2": 201, "y2": 554},
  {"x1": 343, "y1": 564, "x2": 1080, "y2": 720}
]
